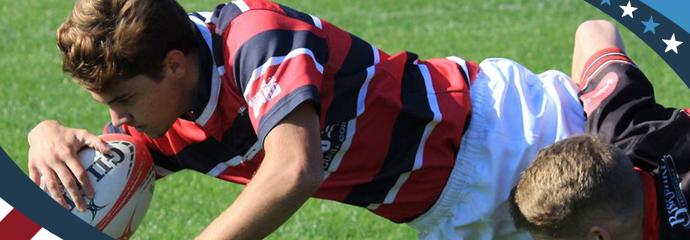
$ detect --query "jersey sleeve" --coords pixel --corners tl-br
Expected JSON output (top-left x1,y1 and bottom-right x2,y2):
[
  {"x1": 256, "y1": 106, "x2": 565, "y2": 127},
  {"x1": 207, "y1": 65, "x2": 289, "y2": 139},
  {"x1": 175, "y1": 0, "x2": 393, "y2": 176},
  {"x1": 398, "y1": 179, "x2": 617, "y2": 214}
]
[
  {"x1": 223, "y1": 9, "x2": 328, "y2": 144},
  {"x1": 579, "y1": 48, "x2": 690, "y2": 172}
]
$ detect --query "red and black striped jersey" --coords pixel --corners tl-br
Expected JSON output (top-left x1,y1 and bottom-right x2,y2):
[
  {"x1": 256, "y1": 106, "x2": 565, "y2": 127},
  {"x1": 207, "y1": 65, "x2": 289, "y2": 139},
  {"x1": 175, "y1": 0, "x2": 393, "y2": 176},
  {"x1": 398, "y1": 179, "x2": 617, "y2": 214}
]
[
  {"x1": 106, "y1": 0, "x2": 478, "y2": 222},
  {"x1": 580, "y1": 48, "x2": 690, "y2": 239}
]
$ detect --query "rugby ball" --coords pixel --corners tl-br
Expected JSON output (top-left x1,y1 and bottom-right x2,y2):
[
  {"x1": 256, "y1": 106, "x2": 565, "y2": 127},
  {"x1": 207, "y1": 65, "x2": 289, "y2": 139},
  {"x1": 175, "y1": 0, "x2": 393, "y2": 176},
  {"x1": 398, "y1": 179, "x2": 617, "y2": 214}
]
[{"x1": 46, "y1": 134, "x2": 155, "y2": 239}]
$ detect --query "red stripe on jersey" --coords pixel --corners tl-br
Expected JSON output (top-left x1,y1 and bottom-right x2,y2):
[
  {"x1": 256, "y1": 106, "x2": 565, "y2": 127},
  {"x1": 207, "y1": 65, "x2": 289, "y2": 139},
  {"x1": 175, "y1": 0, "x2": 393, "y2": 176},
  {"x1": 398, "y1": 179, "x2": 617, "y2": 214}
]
[
  {"x1": 0, "y1": 209, "x2": 41, "y2": 239},
  {"x1": 318, "y1": 21, "x2": 352, "y2": 126},
  {"x1": 245, "y1": 55, "x2": 324, "y2": 129},
  {"x1": 372, "y1": 59, "x2": 470, "y2": 221},
  {"x1": 242, "y1": 0, "x2": 284, "y2": 12},
  {"x1": 466, "y1": 60, "x2": 480, "y2": 84},
  {"x1": 314, "y1": 53, "x2": 409, "y2": 201},
  {"x1": 203, "y1": 86, "x2": 246, "y2": 141},
  {"x1": 636, "y1": 167, "x2": 659, "y2": 240},
  {"x1": 223, "y1": 11, "x2": 326, "y2": 60}
]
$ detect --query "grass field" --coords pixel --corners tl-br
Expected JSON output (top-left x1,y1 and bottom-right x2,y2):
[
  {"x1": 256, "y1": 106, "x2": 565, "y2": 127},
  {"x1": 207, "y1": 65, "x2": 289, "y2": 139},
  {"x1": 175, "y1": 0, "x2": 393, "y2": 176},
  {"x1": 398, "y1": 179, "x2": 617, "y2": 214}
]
[{"x1": 1, "y1": 0, "x2": 688, "y2": 239}]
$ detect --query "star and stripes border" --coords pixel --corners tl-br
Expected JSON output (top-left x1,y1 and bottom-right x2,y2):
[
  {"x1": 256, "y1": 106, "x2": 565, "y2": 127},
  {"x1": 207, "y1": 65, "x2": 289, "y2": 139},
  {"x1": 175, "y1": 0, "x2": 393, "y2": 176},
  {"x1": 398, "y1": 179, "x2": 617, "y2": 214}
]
[
  {"x1": 586, "y1": 0, "x2": 690, "y2": 88},
  {"x1": 0, "y1": 148, "x2": 110, "y2": 239}
]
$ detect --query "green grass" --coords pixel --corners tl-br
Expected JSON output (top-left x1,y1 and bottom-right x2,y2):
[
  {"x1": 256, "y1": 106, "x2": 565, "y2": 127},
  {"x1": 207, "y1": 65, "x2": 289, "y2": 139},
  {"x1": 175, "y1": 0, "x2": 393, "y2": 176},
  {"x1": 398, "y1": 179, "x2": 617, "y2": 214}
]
[{"x1": 0, "y1": 0, "x2": 687, "y2": 239}]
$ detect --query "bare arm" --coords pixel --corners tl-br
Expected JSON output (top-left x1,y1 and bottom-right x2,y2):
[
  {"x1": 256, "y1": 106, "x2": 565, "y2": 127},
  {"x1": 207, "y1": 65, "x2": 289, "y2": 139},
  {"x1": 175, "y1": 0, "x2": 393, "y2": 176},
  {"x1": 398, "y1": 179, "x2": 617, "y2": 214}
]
[{"x1": 196, "y1": 102, "x2": 323, "y2": 239}]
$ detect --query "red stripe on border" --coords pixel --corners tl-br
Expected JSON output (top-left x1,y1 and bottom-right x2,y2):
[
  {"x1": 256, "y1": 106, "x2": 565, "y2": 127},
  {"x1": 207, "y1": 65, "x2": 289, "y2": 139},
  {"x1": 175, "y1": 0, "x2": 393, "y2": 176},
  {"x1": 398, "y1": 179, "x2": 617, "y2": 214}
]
[{"x1": 0, "y1": 209, "x2": 42, "y2": 239}]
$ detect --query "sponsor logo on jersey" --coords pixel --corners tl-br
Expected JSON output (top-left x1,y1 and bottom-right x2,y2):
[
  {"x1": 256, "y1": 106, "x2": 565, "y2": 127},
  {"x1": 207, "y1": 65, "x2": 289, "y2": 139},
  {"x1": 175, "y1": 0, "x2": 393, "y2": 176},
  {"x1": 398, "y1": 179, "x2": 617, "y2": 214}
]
[
  {"x1": 248, "y1": 77, "x2": 282, "y2": 118},
  {"x1": 581, "y1": 71, "x2": 620, "y2": 115},
  {"x1": 321, "y1": 121, "x2": 348, "y2": 170},
  {"x1": 659, "y1": 154, "x2": 690, "y2": 229}
]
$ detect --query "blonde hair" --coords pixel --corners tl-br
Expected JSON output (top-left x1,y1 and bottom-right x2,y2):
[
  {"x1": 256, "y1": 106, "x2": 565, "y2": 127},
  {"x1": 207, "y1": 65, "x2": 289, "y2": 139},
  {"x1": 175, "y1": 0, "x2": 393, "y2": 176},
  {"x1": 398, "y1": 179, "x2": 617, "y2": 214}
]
[
  {"x1": 509, "y1": 135, "x2": 642, "y2": 238},
  {"x1": 57, "y1": 0, "x2": 196, "y2": 92}
]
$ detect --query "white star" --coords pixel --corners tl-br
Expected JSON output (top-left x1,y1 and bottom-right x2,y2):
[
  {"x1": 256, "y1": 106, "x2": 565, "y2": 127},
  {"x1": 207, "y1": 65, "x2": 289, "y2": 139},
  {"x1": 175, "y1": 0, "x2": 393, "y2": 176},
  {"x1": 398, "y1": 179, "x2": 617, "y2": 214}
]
[
  {"x1": 663, "y1": 34, "x2": 683, "y2": 54},
  {"x1": 620, "y1": 1, "x2": 637, "y2": 18}
]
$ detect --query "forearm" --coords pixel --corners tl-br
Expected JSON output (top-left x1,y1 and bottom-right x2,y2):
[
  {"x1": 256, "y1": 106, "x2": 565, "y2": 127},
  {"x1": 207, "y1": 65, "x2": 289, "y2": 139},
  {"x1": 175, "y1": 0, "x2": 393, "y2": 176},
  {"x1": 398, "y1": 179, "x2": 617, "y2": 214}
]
[
  {"x1": 197, "y1": 157, "x2": 322, "y2": 239},
  {"x1": 197, "y1": 102, "x2": 322, "y2": 239}
]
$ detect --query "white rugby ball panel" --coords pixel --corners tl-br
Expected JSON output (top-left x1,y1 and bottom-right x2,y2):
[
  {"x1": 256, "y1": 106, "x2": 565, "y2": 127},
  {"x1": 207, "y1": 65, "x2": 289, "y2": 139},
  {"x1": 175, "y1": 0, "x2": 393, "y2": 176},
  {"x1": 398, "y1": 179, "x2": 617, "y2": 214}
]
[{"x1": 47, "y1": 134, "x2": 155, "y2": 239}]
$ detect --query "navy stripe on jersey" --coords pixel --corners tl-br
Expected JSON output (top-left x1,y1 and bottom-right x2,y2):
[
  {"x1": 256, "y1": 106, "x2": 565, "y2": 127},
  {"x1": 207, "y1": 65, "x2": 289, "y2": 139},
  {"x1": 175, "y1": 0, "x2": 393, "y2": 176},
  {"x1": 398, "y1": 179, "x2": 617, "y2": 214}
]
[
  {"x1": 149, "y1": 112, "x2": 258, "y2": 174},
  {"x1": 256, "y1": 85, "x2": 320, "y2": 144},
  {"x1": 344, "y1": 54, "x2": 434, "y2": 207},
  {"x1": 211, "y1": 3, "x2": 242, "y2": 34},
  {"x1": 211, "y1": 33, "x2": 225, "y2": 68},
  {"x1": 190, "y1": 12, "x2": 207, "y2": 22},
  {"x1": 185, "y1": 21, "x2": 214, "y2": 121},
  {"x1": 278, "y1": 4, "x2": 321, "y2": 28},
  {"x1": 233, "y1": 30, "x2": 328, "y2": 92},
  {"x1": 325, "y1": 34, "x2": 375, "y2": 123}
]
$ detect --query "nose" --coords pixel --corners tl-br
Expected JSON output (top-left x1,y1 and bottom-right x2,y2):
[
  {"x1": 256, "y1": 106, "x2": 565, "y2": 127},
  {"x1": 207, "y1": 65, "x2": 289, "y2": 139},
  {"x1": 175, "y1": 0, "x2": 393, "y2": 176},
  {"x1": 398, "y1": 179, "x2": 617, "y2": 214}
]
[{"x1": 109, "y1": 109, "x2": 133, "y2": 127}]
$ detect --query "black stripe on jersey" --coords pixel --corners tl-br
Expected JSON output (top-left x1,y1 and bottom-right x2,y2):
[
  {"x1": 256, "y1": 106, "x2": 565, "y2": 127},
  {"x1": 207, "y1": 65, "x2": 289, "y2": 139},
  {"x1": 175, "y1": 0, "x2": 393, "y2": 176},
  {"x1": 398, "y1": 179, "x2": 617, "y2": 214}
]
[
  {"x1": 324, "y1": 34, "x2": 374, "y2": 123},
  {"x1": 190, "y1": 12, "x2": 206, "y2": 22},
  {"x1": 278, "y1": 4, "x2": 317, "y2": 27},
  {"x1": 149, "y1": 112, "x2": 258, "y2": 174},
  {"x1": 211, "y1": 3, "x2": 241, "y2": 34},
  {"x1": 256, "y1": 85, "x2": 321, "y2": 145},
  {"x1": 211, "y1": 33, "x2": 225, "y2": 67},
  {"x1": 233, "y1": 30, "x2": 328, "y2": 92},
  {"x1": 455, "y1": 63, "x2": 471, "y2": 88},
  {"x1": 344, "y1": 53, "x2": 434, "y2": 207}
]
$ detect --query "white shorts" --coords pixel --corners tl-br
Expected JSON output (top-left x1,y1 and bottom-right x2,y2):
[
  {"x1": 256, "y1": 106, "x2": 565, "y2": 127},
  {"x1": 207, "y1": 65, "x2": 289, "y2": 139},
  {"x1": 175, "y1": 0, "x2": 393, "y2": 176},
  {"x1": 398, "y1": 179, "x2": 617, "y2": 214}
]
[{"x1": 408, "y1": 58, "x2": 585, "y2": 240}]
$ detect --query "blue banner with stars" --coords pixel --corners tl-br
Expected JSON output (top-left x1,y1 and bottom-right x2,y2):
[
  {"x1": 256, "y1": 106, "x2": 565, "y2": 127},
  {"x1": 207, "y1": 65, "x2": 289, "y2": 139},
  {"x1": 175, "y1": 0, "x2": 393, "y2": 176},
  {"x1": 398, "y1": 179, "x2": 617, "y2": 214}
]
[{"x1": 588, "y1": 0, "x2": 690, "y2": 88}]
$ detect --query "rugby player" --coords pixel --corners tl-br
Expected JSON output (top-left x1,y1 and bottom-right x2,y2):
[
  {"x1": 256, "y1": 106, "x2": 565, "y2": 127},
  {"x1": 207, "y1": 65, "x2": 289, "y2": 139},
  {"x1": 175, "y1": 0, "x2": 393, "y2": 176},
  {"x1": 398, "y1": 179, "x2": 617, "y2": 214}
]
[
  {"x1": 510, "y1": 20, "x2": 690, "y2": 240},
  {"x1": 27, "y1": 0, "x2": 595, "y2": 238}
]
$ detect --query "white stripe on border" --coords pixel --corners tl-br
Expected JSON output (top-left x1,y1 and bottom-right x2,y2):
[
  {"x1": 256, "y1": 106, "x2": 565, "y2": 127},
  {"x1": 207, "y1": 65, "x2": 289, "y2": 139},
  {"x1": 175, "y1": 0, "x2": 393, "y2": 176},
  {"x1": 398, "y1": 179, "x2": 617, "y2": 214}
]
[
  {"x1": 31, "y1": 228, "x2": 62, "y2": 240},
  {"x1": 323, "y1": 45, "x2": 380, "y2": 180},
  {"x1": 374, "y1": 63, "x2": 443, "y2": 208},
  {"x1": 243, "y1": 48, "x2": 325, "y2": 99},
  {"x1": 232, "y1": 0, "x2": 250, "y2": 12},
  {"x1": 309, "y1": 15, "x2": 323, "y2": 29},
  {"x1": 0, "y1": 197, "x2": 13, "y2": 221}
]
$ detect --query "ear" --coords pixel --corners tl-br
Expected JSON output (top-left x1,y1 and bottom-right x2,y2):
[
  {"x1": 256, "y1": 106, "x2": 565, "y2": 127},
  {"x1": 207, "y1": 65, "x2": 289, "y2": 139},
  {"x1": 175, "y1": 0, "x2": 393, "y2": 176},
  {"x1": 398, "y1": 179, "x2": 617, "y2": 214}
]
[
  {"x1": 162, "y1": 49, "x2": 187, "y2": 80},
  {"x1": 589, "y1": 226, "x2": 612, "y2": 240}
]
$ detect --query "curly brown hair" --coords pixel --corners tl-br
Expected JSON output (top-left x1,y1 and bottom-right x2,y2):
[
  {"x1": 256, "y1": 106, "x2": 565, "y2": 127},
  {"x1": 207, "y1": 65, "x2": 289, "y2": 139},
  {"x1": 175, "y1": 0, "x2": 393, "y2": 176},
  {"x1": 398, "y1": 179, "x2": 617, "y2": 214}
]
[{"x1": 56, "y1": 0, "x2": 196, "y2": 92}]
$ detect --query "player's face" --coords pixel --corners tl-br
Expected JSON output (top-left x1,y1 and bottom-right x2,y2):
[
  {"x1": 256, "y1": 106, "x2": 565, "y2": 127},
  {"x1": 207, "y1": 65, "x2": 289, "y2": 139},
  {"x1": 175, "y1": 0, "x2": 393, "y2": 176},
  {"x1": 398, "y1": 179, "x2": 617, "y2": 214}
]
[{"x1": 90, "y1": 73, "x2": 193, "y2": 138}]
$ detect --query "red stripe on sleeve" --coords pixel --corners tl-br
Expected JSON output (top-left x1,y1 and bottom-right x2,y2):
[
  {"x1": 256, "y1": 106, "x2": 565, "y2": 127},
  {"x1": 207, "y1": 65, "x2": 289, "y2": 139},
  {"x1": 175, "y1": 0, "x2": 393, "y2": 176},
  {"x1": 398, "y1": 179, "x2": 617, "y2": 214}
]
[
  {"x1": 0, "y1": 209, "x2": 42, "y2": 239},
  {"x1": 243, "y1": 0, "x2": 284, "y2": 12},
  {"x1": 223, "y1": 11, "x2": 326, "y2": 59},
  {"x1": 246, "y1": 55, "x2": 324, "y2": 129},
  {"x1": 579, "y1": 48, "x2": 629, "y2": 90},
  {"x1": 318, "y1": 21, "x2": 352, "y2": 126}
]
